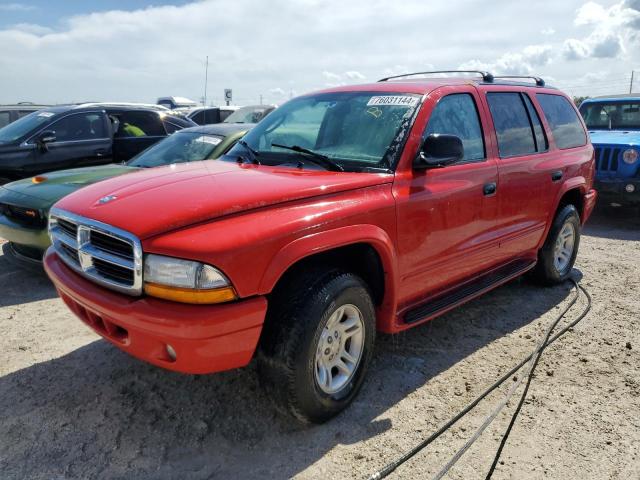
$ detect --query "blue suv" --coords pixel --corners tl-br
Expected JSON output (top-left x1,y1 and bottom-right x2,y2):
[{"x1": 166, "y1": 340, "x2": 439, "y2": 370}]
[{"x1": 580, "y1": 95, "x2": 640, "y2": 206}]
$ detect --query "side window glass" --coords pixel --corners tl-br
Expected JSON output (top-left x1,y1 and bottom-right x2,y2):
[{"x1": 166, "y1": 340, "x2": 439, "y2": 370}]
[
  {"x1": 163, "y1": 121, "x2": 181, "y2": 134},
  {"x1": 0, "y1": 111, "x2": 10, "y2": 129},
  {"x1": 204, "y1": 109, "x2": 220, "y2": 124},
  {"x1": 522, "y1": 94, "x2": 548, "y2": 152},
  {"x1": 424, "y1": 93, "x2": 485, "y2": 161},
  {"x1": 50, "y1": 113, "x2": 106, "y2": 142},
  {"x1": 536, "y1": 94, "x2": 587, "y2": 149},
  {"x1": 487, "y1": 92, "x2": 537, "y2": 157},
  {"x1": 18, "y1": 110, "x2": 35, "y2": 119},
  {"x1": 116, "y1": 111, "x2": 165, "y2": 137},
  {"x1": 219, "y1": 110, "x2": 233, "y2": 122},
  {"x1": 191, "y1": 111, "x2": 205, "y2": 125}
]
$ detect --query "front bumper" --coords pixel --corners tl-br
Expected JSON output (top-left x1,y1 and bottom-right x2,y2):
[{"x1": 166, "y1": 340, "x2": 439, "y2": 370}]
[
  {"x1": 594, "y1": 178, "x2": 640, "y2": 205},
  {"x1": 44, "y1": 249, "x2": 267, "y2": 374},
  {"x1": 0, "y1": 214, "x2": 49, "y2": 257}
]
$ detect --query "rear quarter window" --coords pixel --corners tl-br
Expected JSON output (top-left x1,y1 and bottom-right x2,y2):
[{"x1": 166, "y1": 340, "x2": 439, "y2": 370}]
[{"x1": 536, "y1": 94, "x2": 587, "y2": 150}]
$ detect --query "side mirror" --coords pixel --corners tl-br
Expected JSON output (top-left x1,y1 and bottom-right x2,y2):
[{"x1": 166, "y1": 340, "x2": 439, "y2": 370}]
[
  {"x1": 37, "y1": 131, "x2": 56, "y2": 150},
  {"x1": 414, "y1": 134, "x2": 464, "y2": 169}
]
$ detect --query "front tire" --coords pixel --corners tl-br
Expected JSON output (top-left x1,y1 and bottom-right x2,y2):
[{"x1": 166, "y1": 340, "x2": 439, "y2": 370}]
[
  {"x1": 258, "y1": 269, "x2": 376, "y2": 424},
  {"x1": 532, "y1": 204, "x2": 581, "y2": 285}
]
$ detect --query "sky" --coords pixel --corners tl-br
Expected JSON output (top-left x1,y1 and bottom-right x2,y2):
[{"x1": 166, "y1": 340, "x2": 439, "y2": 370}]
[{"x1": 0, "y1": 0, "x2": 639, "y2": 106}]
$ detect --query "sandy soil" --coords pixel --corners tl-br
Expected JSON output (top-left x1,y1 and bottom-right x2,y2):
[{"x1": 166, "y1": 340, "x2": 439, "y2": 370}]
[{"x1": 0, "y1": 205, "x2": 638, "y2": 480}]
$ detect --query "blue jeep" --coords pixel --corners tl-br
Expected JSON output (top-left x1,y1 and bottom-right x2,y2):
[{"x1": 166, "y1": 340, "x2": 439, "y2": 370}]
[{"x1": 579, "y1": 95, "x2": 640, "y2": 206}]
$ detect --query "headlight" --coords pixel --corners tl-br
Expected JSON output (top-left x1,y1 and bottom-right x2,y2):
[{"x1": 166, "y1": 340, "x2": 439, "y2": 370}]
[
  {"x1": 143, "y1": 254, "x2": 237, "y2": 304},
  {"x1": 622, "y1": 149, "x2": 638, "y2": 165}
]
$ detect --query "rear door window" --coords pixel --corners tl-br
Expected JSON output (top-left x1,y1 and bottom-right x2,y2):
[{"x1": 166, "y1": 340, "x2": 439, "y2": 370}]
[
  {"x1": 116, "y1": 111, "x2": 165, "y2": 137},
  {"x1": 487, "y1": 92, "x2": 538, "y2": 157},
  {"x1": 536, "y1": 94, "x2": 587, "y2": 149},
  {"x1": 50, "y1": 113, "x2": 107, "y2": 142},
  {"x1": 423, "y1": 93, "x2": 485, "y2": 161},
  {"x1": 0, "y1": 111, "x2": 10, "y2": 129}
]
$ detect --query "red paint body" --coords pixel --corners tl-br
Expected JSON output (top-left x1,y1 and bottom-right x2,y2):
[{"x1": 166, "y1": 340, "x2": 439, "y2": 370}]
[{"x1": 44, "y1": 79, "x2": 597, "y2": 373}]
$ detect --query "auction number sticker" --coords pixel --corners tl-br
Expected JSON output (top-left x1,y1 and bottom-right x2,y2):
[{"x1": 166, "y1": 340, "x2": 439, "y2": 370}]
[{"x1": 367, "y1": 96, "x2": 418, "y2": 107}]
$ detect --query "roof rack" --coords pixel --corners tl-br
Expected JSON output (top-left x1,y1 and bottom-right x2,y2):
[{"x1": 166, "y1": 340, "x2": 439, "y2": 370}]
[
  {"x1": 378, "y1": 70, "x2": 495, "y2": 83},
  {"x1": 492, "y1": 75, "x2": 545, "y2": 87}
]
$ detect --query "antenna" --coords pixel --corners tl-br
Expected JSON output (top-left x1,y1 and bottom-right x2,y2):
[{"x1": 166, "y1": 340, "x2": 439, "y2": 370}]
[{"x1": 203, "y1": 56, "x2": 209, "y2": 107}]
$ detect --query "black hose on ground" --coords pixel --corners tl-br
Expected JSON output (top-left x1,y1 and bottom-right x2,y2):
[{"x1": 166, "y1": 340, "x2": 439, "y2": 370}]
[{"x1": 367, "y1": 279, "x2": 592, "y2": 480}]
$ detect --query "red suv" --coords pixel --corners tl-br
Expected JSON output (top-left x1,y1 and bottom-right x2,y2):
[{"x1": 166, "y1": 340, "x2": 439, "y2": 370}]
[{"x1": 44, "y1": 71, "x2": 597, "y2": 423}]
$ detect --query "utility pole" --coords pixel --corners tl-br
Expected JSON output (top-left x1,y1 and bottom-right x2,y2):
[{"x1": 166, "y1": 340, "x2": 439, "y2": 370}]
[
  {"x1": 259, "y1": 94, "x2": 263, "y2": 105},
  {"x1": 203, "y1": 56, "x2": 209, "y2": 106},
  {"x1": 630, "y1": 70, "x2": 635, "y2": 94}
]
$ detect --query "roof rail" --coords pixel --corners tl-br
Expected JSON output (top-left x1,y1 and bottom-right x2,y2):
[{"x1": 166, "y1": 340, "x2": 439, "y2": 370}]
[
  {"x1": 492, "y1": 75, "x2": 545, "y2": 87},
  {"x1": 378, "y1": 70, "x2": 494, "y2": 83}
]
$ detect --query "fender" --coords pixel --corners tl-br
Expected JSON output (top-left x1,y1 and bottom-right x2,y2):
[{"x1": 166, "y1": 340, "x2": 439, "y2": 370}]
[
  {"x1": 258, "y1": 224, "x2": 399, "y2": 332},
  {"x1": 538, "y1": 176, "x2": 587, "y2": 248}
]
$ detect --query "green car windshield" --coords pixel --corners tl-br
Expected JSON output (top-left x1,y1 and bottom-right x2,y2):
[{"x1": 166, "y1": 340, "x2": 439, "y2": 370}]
[
  {"x1": 128, "y1": 131, "x2": 224, "y2": 168},
  {"x1": 0, "y1": 110, "x2": 56, "y2": 144},
  {"x1": 580, "y1": 101, "x2": 640, "y2": 130},
  {"x1": 226, "y1": 92, "x2": 421, "y2": 171}
]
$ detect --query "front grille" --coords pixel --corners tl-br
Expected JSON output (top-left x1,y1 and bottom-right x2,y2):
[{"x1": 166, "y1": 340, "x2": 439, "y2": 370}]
[
  {"x1": 90, "y1": 230, "x2": 134, "y2": 260},
  {"x1": 595, "y1": 147, "x2": 621, "y2": 172},
  {"x1": 0, "y1": 203, "x2": 46, "y2": 228},
  {"x1": 49, "y1": 208, "x2": 142, "y2": 295}
]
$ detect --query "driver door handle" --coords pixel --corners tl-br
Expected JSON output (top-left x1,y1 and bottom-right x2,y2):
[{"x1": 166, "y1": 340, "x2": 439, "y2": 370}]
[
  {"x1": 94, "y1": 149, "x2": 107, "y2": 157},
  {"x1": 483, "y1": 182, "x2": 497, "y2": 196}
]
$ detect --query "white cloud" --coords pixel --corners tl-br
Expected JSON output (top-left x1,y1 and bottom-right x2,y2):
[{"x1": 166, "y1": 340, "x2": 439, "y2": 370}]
[
  {"x1": 563, "y1": 38, "x2": 591, "y2": 60},
  {"x1": 269, "y1": 87, "x2": 286, "y2": 97},
  {"x1": 344, "y1": 71, "x2": 366, "y2": 80},
  {"x1": 0, "y1": 3, "x2": 35, "y2": 11},
  {"x1": 541, "y1": 27, "x2": 556, "y2": 35},
  {"x1": 8, "y1": 23, "x2": 53, "y2": 35},
  {"x1": 574, "y1": 1, "x2": 607, "y2": 25},
  {"x1": 460, "y1": 44, "x2": 553, "y2": 76}
]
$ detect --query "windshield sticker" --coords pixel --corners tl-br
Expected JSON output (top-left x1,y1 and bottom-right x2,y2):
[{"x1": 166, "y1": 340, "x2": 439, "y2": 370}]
[
  {"x1": 37, "y1": 112, "x2": 55, "y2": 118},
  {"x1": 366, "y1": 106, "x2": 383, "y2": 119},
  {"x1": 367, "y1": 96, "x2": 418, "y2": 107},
  {"x1": 194, "y1": 136, "x2": 221, "y2": 145}
]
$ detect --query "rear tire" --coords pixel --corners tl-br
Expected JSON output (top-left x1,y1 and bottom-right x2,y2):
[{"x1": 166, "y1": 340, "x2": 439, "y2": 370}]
[
  {"x1": 532, "y1": 204, "x2": 581, "y2": 285},
  {"x1": 257, "y1": 269, "x2": 376, "y2": 424}
]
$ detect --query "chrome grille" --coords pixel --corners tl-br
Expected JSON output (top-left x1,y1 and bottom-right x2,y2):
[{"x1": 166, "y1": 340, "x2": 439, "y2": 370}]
[{"x1": 48, "y1": 207, "x2": 143, "y2": 295}]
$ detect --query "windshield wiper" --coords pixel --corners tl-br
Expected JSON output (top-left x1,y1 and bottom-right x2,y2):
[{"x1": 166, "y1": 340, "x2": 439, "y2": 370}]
[
  {"x1": 271, "y1": 143, "x2": 344, "y2": 172},
  {"x1": 237, "y1": 140, "x2": 260, "y2": 165}
]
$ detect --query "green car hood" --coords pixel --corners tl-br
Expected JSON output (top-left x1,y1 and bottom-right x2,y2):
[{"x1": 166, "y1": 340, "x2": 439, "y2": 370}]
[{"x1": 1, "y1": 164, "x2": 137, "y2": 209}]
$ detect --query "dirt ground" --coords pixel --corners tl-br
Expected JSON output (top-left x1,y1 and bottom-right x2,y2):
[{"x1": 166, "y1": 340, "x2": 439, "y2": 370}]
[{"x1": 0, "y1": 205, "x2": 638, "y2": 480}]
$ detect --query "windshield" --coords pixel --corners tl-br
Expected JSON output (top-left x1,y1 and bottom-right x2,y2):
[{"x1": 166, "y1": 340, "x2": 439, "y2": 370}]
[
  {"x1": 580, "y1": 101, "x2": 640, "y2": 130},
  {"x1": 224, "y1": 106, "x2": 272, "y2": 124},
  {"x1": 224, "y1": 92, "x2": 420, "y2": 171},
  {"x1": 0, "y1": 110, "x2": 55, "y2": 144},
  {"x1": 127, "y1": 131, "x2": 224, "y2": 168}
]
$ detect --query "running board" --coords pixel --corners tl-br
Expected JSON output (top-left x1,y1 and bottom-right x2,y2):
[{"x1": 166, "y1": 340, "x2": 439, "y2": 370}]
[{"x1": 403, "y1": 259, "x2": 536, "y2": 325}]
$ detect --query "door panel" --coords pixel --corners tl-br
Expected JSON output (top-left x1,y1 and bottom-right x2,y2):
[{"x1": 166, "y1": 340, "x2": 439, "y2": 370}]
[
  {"x1": 394, "y1": 86, "x2": 500, "y2": 307},
  {"x1": 33, "y1": 138, "x2": 113, "y2": 175},
  {"x1": 483, "y1": 91, "x2": 555, "y2": 262}
]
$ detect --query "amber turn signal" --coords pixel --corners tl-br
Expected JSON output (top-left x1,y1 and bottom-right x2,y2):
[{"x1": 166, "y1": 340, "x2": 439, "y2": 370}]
[
  {"x1": 144, "y1": 282, "x2": 237, "y2": 304},
  {"x1": 32, "y1": 176, "x2": 47, "y2": 184}
]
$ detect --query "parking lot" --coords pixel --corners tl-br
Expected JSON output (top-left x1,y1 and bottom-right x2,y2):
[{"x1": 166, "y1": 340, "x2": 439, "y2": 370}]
[{"x1": 0, "y1": 205, "x2": 638, "y2": 480}]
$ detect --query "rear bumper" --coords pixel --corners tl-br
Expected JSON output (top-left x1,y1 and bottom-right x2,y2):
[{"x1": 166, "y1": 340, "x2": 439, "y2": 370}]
[
  {"x1": 594, "y1": 178, "x2": 640, "y2": 205},
  {"x1": 44, "y1": 249, "x2": 267, "y2": 374}
]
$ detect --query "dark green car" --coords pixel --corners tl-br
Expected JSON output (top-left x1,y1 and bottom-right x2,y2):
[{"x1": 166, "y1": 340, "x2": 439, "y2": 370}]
[{"x1": 0, "y1": 123, "x2": 252, "y2": 264}]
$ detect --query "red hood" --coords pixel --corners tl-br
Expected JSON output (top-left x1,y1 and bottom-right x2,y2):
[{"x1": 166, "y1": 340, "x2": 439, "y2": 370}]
[{"x1": 54, "y1": 160, "x2": 393, "y2": 239}]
